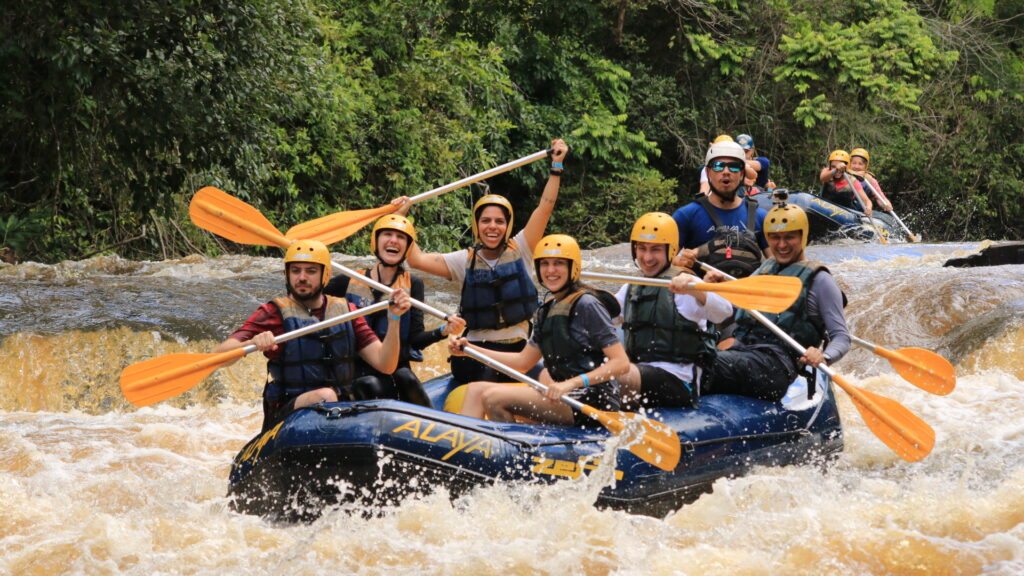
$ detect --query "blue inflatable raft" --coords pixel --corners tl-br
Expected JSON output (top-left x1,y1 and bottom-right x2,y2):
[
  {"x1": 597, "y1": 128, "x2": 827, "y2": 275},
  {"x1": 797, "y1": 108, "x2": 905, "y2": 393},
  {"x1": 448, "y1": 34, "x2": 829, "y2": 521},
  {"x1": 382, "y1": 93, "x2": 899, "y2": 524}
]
[
  {"x1": 228, "y1": 371, "x2": 844, "y2": 521},
  {"x1": 748, "y1": 188, "x2": 905, "y2": 243}
]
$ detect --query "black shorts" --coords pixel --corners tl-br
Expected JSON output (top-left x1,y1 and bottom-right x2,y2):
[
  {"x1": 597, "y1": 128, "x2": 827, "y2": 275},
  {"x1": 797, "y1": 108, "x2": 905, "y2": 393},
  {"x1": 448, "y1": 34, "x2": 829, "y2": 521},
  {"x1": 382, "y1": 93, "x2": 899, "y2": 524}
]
[
  {"x1": 569, "y1": 378, "x2": 621, "y2": 427},
  {"x1": 636, "y1": 364, "x2": 696, "y2": 409},
  {"x1": 701, "y1": 344, "x2": 797, "y2": 402}
]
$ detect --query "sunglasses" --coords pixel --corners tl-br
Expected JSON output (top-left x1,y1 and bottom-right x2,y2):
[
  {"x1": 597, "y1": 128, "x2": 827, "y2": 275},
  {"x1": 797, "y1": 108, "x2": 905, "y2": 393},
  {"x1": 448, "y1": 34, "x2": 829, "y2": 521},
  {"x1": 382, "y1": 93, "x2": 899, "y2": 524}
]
[{"x1": 709, "y1": 160, "x2": 745, "y2": 173}]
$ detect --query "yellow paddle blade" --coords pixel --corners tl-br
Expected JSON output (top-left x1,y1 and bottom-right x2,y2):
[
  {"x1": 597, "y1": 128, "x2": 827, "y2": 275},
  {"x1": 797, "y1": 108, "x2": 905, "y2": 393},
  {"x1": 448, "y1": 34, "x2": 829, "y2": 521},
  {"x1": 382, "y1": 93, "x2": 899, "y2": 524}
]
[
  {"x1": 120, "y1": 349, "x2": 244, "y2": 407},
  {"x1": 885, "y1": 347, "x2": 956, "y2": 396},
  {"x1": 189, "y1": 187, "x2": 289, "y2": 247},
  {"x1": 832, "y1": 374, "x2": 935, "y2": 462},
  {"x1": 580, "y1": 406, "x2": 681, "y2": 471},
  {"x1": 694, "y1": 275, "x2": 802, "y2": 313},
  {"x1": 285, "y1": 204, "x2": 398, "y2": 246}
]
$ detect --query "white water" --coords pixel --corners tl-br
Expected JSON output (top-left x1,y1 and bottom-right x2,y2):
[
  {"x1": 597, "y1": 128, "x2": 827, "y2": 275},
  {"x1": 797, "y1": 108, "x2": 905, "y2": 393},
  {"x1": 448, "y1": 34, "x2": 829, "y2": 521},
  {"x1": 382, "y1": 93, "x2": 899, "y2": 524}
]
[{"x1": 2, "y1": 243, "x2": 1023, "y2": 575}]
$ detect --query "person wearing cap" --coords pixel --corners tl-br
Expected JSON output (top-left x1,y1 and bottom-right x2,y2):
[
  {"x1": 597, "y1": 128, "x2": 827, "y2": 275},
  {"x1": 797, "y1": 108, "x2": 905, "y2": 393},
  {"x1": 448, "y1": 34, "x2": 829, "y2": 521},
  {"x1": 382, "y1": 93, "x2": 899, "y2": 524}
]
[
  {"x1": 819, "y1": 150, "x2": 873, "y2": 217},
  {"x1": 449, "y1": 234, "x2": 629, "y2": 425},
  {"x1": 736, "y1": 134, "x2": 772, "y2": 190},
  {"x1": 673, "y1": 139, "x2": 771, "y2": 281},
  {"x1": 848, "y1": 148, "x2": 893, "y2": 211},
  {"x1": 615, "y1": 213, "x2": 733, "y2": 410},
  {"x1": 677, "y1": 203, "x2": 851, "y2": 402},
  {"x1": 698, "y1": 134, "x2": 758, "y2": 196},
  {"x1": 324, "y1": 215, "x2": 466, "y2": 408},
  {"x1": 214, "y1": 240, "x2": 411, "y2": 432},
  {"x1": 403, "y1": 138, "x2": 570, "y2": 384}
]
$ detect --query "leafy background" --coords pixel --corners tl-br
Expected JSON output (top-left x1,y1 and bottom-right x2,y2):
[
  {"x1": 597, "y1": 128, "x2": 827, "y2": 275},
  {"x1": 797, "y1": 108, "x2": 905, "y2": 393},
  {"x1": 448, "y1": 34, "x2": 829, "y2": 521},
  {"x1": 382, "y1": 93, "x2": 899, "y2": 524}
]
[{"x1": 2, "y1": 0, "x2": 1021, "y2": 263}]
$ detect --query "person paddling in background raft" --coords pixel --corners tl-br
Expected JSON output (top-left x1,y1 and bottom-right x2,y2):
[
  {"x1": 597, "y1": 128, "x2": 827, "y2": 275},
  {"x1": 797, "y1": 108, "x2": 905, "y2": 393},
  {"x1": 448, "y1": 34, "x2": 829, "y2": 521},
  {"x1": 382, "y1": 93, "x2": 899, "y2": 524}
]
[
  {"x1": 323, "y1": 215, "x2": 466, "y2": 408},
  {"x1": 819, "y1": 149, "x2": 873, "y2": 217},
  {"x1": 673, "y1": 139, "x2": 771, "y2": 281},
  {"x1": 401, "y1": 138, "x2": 569, "y2": 384},
  {"x1": 214, "y1": 240, "x2": 411, "y2": 432},
  {"x1": 849, "y1": 148, "x2": 893, "y2": 212},
  {"x1": 677, "y1": 203, "x2": 851, "y2": 402},
  {"x1": 697, "y1": 135, "x2": 758, "y2": 197},
  {"x1": 615, "y1": 213, "x2": 733, "y2": 410},
  {"x1": 449, "y1": 234, "x2": 629, "y2": 424}
]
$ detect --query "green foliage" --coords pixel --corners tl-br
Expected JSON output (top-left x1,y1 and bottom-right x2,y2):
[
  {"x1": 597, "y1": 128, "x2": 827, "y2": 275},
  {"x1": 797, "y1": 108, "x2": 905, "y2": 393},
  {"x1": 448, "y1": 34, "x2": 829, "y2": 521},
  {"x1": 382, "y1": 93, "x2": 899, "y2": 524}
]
[{"x1": 1, "y1": 0, "x2": 1022, "y2": 264}]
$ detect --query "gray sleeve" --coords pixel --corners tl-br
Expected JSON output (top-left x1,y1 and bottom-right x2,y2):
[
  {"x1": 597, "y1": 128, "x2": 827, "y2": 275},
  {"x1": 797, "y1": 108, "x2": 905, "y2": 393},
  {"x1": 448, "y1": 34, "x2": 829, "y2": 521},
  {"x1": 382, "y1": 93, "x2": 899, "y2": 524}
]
[
  {"x1": 806, "y1": 271, "x2": 851, "y2": 363},
  {"x1": 571, "y1": 296, "x2": 621, "y2": 350}
]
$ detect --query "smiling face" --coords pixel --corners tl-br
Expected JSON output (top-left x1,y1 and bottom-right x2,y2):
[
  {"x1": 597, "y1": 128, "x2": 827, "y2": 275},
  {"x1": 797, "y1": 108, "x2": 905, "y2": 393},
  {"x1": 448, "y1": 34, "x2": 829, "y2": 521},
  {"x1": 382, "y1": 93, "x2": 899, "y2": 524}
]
[
  {"x1": 286, "y1": 262, "x2": 324, "y2": 302},
  {"x1": 850, "y1": 156, "x2": 868, "y2": 172},
  {"x1": 767, "y1": 230, "x2": 805, "y2": 265},
  {"x1": 375, "y1": 229, "x2": 410, "y2": 266},
  {"x1": 633, "y1": 241, "x2": 669, "y2": 277},
  {"x1": 537, "y1": 257, "x2": 571, "y2": 293},
  {"x1": 476, "y1": 205, "x2": 509, "y2": 250}
]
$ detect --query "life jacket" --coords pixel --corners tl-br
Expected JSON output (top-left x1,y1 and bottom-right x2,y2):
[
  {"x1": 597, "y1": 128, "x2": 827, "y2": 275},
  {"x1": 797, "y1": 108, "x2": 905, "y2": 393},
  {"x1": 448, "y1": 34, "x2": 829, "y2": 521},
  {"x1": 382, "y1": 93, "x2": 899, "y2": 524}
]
[
  {"x1": 534, "y1": 288, "x2": 620, "y2": 382},
  {"x1": 459, "y1": 241, "x2": 540, "y2": 331},
  {"x1": 733, "y1": 260, "x2": 829, "y2": 353},
  {"x1": 359, "y1": 268, "x2": 422, "y2": 363},
  {"x1": 622, "y1": 275, "x2": 718, "y2": 366},
  {"x1": 821, "y1": 177, "x2": 859, "y2": 210},
  {"x1": 696, "y1": 195, "x2": 764, "y2": 279},
  {"x1": 266, "y1": 295, "x2": 357, "y2": 399}
]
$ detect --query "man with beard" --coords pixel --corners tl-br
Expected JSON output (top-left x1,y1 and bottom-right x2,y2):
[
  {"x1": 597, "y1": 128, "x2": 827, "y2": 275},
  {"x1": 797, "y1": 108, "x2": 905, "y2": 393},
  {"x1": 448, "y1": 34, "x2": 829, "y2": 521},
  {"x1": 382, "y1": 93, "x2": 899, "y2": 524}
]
[
  {"x1": 675, "y1": 203, "x2": 851, "y2": 402},
  {"x1": 214, "y1": 240, "x2": 411, "y2": 432},
  {"x1": 672, "y1": 140, "x2": 770, "y2": 281}
]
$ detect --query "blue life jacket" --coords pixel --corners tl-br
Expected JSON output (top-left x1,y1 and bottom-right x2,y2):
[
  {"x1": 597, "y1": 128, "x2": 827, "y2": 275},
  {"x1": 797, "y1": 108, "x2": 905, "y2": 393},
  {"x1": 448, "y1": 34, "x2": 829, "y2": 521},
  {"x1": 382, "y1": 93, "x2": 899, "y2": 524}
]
[
  {"x1": 358, "y1": 268, "x2": 422, "y2": 363},
  {"x1": 459, "y1": 242, "x2": 539, "y2": 331},
  {"x1": 265, "y1": 296, "x2": 356, "y2": 400}
]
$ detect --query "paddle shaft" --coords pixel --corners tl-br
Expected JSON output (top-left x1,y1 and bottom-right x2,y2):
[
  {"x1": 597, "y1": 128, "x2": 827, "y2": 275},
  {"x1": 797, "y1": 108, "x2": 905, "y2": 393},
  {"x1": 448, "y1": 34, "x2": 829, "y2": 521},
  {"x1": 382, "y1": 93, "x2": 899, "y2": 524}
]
[
  {"x1": 242, "y1": 300, "x2": 390, "y2": 355},
  {"x1": 461, "y1": 347, "x2": 587, "y2": 413},
  {"x1": 331, "y1": 262, "x2": 452, "y2": 322},
  {"x1": 851, "y1": 173, "x2": 918, "y2": 241},
  {"x1": 580, "y1": 270, "x2": 796, "y2": 298},
  {"x1": 404, "y1": 149, "x2": 552, "y2": 207},
  {"x1": 698, "y1": 261, "x2": 932, "y2": 451}
]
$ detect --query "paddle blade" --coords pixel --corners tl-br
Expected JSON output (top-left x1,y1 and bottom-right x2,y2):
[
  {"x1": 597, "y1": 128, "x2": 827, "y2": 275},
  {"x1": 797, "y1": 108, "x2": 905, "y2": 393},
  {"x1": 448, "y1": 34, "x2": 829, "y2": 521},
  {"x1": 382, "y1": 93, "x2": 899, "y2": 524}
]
[
  {"x1": 832, "y1": 374, "x2": 935, "y2": 462},
  {"x1": 286, "y1": 205, "x2": 397, "y2": 246},
  {"x1": 120, "y1": 349, "x2": 243, "y2": 407},
  {"x1": 189, "y1": 187, "x2": 288, "y2": 247},
  {"x1": 885, "y1": 347, "x2": 956, "y2": 396},
  {"x1": 696, "y1": 275, "x2": 802, "y2": 313},
  {"x1": 580, "y1": 406, "x2": 681, "y2": 471}
]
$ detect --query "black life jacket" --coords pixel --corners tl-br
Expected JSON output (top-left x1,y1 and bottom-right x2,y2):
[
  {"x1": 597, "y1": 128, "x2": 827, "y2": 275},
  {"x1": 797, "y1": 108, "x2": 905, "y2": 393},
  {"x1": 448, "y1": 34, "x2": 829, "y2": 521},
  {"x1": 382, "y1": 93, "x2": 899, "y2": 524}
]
[
  {"x1": 696, "y1": 195, "x2": 765, "y2": 279},
  {"x1": 622, "y1": 276, "x2": 718, "y2": 366},
  {"x1": 534, "y1": 288, "x2": 620, "y2": 382},
  {"x1": 733, "y1": 260, "x2": 829, "y2": 352}
]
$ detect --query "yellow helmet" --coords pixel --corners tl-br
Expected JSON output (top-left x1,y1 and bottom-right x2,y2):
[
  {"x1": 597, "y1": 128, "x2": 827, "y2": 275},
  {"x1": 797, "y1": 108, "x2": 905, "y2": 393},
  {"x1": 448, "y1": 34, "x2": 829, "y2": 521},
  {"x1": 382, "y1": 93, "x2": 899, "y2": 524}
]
[
  {"x1": 630, "y1": 212, "x2": 679, "y2": 263},
  {"x1": 764, "y1": 204, "x2": 810, "y2": 250},
  {"x1": 471, "y1": 194, "x2": 514, "y2": 245},
  {"x1": 828, "y1": 149, "x2": 851, "y2": 165},
  {"x1": 284, "y1": 239, "x2": 332, "y2": 285},
  {"x1": 533, "y1": 234, "x2": 582, "y2": 284},
  {"x1": 850, "y1": 148, "x2": 870, "y2": 167},
  {"x1": 370, "y1": 214, "x2": 416, "y2": 261},
  {"x1": 712, "y1": 134, "x2": 734, "y2": 144}
]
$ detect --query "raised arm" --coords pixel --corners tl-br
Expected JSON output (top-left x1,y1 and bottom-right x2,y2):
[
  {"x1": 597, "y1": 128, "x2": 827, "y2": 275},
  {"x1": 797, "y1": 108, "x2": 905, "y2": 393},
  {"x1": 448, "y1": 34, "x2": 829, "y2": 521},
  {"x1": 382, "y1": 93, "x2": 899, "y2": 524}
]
[{"x1": 520, "y1": 139, "x2": 569, "y2": 250}]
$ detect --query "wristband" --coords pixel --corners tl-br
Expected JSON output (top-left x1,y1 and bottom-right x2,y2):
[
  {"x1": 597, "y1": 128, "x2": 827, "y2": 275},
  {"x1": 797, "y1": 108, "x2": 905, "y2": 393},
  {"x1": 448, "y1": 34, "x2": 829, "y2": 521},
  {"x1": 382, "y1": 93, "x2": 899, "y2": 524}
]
[
  {"x1": 438, "y1": 322, "x2": 447, "y2": 335},
  {"x1": 389, "y1": 314, "x2": 401, "y2": 321},
  {"x1": 552, "y1": 162, "x2": 563, "y2": 169},
  {"x1": 580, "y1": 374, "x2": 590, "y2": 388},
  {"x1": 550, "y1": 169, "x2": 563, "y2": 176}
]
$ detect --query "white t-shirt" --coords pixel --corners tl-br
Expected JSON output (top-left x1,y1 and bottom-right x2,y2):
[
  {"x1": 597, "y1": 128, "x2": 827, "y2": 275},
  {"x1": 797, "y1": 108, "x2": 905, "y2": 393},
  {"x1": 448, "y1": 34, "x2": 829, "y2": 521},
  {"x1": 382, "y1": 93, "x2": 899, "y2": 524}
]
[
  {"x1": 614, "y1": 281, "x2": 732, "y2": 383},
  {"x1": 442, "y1": 229, "x2": 536, "y2": 343}
]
